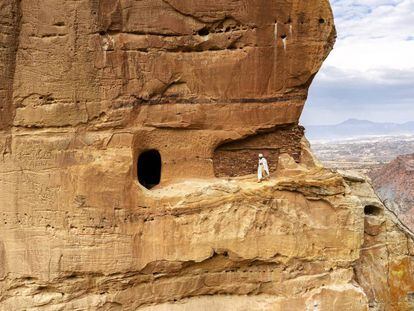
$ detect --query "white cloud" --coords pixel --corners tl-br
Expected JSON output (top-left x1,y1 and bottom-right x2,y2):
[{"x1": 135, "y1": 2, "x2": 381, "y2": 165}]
[
  {"x1": 302, "y1": 0, "x2": 414, "y2": 125},
  {"x1": 327, "y1": 0, "x2": 414, "y2": 78}
]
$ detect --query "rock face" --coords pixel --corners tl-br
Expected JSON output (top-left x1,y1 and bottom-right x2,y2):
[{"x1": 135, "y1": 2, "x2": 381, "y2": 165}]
[
  {"x1": 370, "y1": 154, "x2": 414, "y2": 232},
  {"x1": 0, "y1": 0, "x2": 20, "y2": 130},
  {"x1": 1, "y1": 0, "x2": 413, "y2": 310},
  {"x1": 341, "y1": 169, "x2": 414, "y2": 311},
  {"x1": 0, "y1": 0, "x2": 335, "y2": 184}
]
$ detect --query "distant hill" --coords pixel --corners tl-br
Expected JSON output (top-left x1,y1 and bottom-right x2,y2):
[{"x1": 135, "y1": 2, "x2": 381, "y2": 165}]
[{"x1": 305, "y1": 119, "x2": 414, "y2": 141}]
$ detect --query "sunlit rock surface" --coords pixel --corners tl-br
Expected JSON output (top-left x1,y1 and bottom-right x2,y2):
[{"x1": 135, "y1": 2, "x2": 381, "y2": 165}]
[
  {"x1": 370, "y1": 154, "x2": 414, "y2": 232},
  {"x1": 0, "y1": 0, "x2": 336, "y2": 183},
  {"x1": 0, "y1": 0, "x2": 413, "y2": 310}
]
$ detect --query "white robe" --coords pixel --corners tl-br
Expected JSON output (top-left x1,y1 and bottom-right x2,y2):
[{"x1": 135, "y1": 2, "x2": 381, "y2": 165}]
[{"x1": 257, "y1": 157, "x2": 270, "y2": 180}]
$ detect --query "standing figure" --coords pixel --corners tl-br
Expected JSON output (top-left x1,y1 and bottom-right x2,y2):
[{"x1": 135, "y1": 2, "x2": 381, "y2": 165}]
[{"x1": 257, "y1": 153, "x2": 270, "y2": 182}]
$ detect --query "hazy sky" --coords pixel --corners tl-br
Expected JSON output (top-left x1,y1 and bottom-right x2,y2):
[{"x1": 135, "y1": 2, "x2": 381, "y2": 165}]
[{"x1": 301, "y1": 0, "x2": 414, "y2": 125}]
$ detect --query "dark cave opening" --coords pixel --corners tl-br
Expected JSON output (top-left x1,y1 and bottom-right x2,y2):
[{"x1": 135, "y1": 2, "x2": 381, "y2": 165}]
[
  {"x1": 197, "y1": 27, "x2": 210, "y2": 36},
  {"x1": 364, "y1": 205, "x2": 382, "y2": 216},
  {"x1": 137, "y1": 150, "x2": 161, "y2": 189}
]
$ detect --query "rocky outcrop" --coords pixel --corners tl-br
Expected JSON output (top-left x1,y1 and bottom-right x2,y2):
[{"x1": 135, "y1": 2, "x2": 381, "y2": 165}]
[
  {"x1": 341, "y1": 170, "x2": 414, "y2": 311},
  {"x1": 370, "y1": 154, "x2": 414, "y2": 232},
  {"x1": 1, "y1": 0, "x2": 413, "y2": 310},
  {"x1": 0, "y1": 0, "x2": 335, "y2": 184},
  {"x1": 0, "y1": 143, "x2": 367, "y2": 310},
  {"x1": 1, "y1": 137, "x2": 413, "y2": 310}
]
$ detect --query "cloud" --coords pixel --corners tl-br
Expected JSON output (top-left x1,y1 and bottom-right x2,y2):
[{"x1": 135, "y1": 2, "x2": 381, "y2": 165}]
[{"x1": 301, "y1": 0, "x2": 414, "y2": 125}]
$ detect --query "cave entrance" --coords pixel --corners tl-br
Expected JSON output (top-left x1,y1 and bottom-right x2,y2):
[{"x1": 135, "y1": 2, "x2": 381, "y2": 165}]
[
  {"x1": 364, "y1": 205, "x2": 382, "y2": 216},
  {"x1": 137, "y1": 150, "x2": 161, "y2": 189}
]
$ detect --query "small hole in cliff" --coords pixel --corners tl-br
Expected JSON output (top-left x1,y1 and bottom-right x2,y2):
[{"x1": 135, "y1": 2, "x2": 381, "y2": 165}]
[
  {"x1": 281, "y1": 34, "x2": 287, "y2": 39},
  {"x1": 319, "y1": 18, "x2": 325, "y2": 24},
  {"x1": 197, "y1": 27, "x2": 210, "y2": 36},
  {"x1": 99, "y1": 31, "x2": 106, "y2": 36},
  {"x1": 364, "y1": 205, "x2": 382, "y2": 216},
  {"x1": 138, "y1": 150, "x2": 161, "y2": 190}
]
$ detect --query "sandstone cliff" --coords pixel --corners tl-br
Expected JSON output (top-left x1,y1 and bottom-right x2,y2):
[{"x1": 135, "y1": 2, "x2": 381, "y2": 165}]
[
  {"x1": 370, "y1": 154, "x2": 414, "y2": 233},
  {"x1": 1, "y1": 142, "x2": 413, "y2": 310},
  {"x1": 0, "y1": 0, "x2": 336, "y2": 183},
  {"x1": 1, "y1": 0, "x2": 413, "y2": 310}
]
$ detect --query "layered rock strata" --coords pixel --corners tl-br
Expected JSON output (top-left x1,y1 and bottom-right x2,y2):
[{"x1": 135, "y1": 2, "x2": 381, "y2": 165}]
[
  {"x1": 340, "y1": 169, "x2": 414, "y2": 310},
  {"x1": 1, "y1": 142, "x2": 413, "y2": 310},
  {"x1": 370, "y1": 154, "x2": 414, "y2": 232},
  {"x1": 0, "y1": 0, "x2": 20, "y2": 130},
  {"x1": 1, "y1": 0, "x2": 413, "y2": 310},
  {"x1": 0, "y1": 0, "x2": 335, "y2": 184}
]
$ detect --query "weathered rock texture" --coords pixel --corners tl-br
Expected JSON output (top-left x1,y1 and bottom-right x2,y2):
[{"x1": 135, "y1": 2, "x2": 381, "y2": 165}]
[
  {"x1": 1, "y1": 0, "x2": 336, "y2": 184},
  {"x1": 370, "y1": 154, "x2": 414, "y2": 232},
  {"x1": 1, "y1": 0, "x2": 413, "y2": 310},
  {"x1": 1, "y1": 139, "x2": 413, "y2": 310},
  {"x1": 0, "y1": 0, "x2": 20, "y2": 130},
  {"x1": 340, "y1": 169, "x2": 414, "y2": 310}
]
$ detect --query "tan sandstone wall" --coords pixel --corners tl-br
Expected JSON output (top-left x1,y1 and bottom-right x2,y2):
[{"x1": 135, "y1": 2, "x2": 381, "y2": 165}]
[
  {"x1": 1, "y1": 0, "x2": 335, "y2": 185},
  {"x1": 2, "y1": 0, "x2": 413, "y2": 310},
  {"x1": 0, "y1": 0, "x2": 20, "y2": 130}
]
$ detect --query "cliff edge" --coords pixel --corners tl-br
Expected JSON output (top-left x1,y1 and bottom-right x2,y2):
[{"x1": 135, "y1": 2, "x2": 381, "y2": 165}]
[{"x1": 0, "y1": 0, "x2": 413, "y2": 310}]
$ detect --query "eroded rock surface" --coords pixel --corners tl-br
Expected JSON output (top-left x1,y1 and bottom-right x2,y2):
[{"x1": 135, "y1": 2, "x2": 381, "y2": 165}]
[
  {"x1": 370, "y1": 154, "x2": 414, "y2": 232},
  {"x1": 1, "y1": 0, "x2": 335, "y2": 184},
  {"x1": 1, "y1": 137, "x2": 413, "y2": 310},
  {"x1": 341, "y1": 170, "x2": 414, "y2": 311},
  {"x1": 0, "y1": 143, "x2": 368, "y2": 309},
  {"x1": 1, "y1": 0, "x2": 413, "y2": 310}
]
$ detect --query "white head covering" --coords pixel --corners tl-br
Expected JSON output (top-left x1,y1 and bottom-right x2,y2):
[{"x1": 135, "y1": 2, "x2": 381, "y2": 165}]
[{"x1": 259, "y1": 153, "x2": 263, "y2": 158}]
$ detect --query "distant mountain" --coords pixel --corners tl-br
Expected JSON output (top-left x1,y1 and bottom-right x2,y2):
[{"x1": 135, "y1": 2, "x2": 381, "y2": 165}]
[
  {"x1": 370, "y1": 154, "x2": 414, "y2": 232},
  {"x1": 305, "y1": 119, "x2": 414, "y2": 141}
]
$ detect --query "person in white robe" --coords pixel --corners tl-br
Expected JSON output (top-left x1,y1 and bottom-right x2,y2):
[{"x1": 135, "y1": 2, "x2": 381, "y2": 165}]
[{"x1": 257, "y1": 153, "x2": 270, "y2": 182}]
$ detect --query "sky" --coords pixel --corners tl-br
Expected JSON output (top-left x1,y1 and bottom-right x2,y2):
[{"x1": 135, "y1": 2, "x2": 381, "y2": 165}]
[{"x1": 301, "y1": 0, "x2": 414, "y2": 125}]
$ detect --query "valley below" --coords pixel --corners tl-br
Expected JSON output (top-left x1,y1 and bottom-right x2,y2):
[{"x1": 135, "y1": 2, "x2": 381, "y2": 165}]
[
  {"x1": 309, "y1": 134, "x2": 414, "y2": 173},
  {"x1": 309, "y1": 132, "x2": 414, "y2": 234}
]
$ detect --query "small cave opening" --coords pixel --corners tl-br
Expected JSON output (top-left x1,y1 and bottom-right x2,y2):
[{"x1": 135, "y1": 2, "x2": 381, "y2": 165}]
[
  {"x1": 137, "y1": 150, "x2": 161, "y2": 190},
  {"x1": 364, "y1": 205, "x2": 382, "y2": 216},
  {"x1": 197, "y1": 27, "x2": 210, "y2": 36}
]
